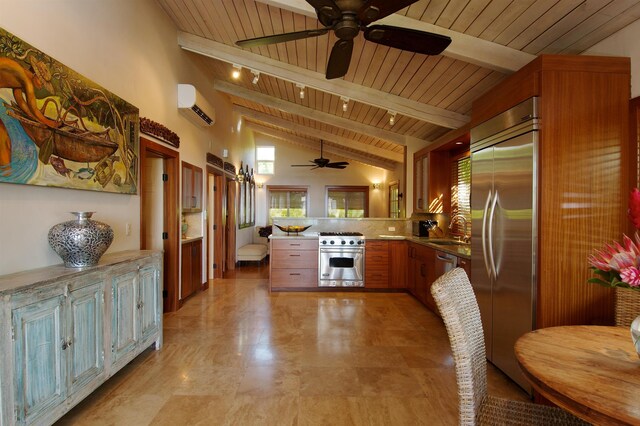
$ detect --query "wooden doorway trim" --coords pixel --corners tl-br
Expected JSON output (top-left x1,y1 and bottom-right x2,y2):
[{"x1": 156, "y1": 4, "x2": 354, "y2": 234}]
[
  {"x1": 226, "y1": 177, "x2": 237, "y2": 272},
  {"x1": 206, "y1": 165, "x2": 225, "y2": 280},
  {"x1": 140, "y1": 137, "x2": 179, "y2": 313},
  {"x1": 628, "y1": 96, "x2": 640, "y2": 235}
]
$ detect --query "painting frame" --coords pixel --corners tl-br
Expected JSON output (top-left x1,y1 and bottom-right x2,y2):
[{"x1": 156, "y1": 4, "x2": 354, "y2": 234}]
[{"x1": 0, "y1": 27, "x2": 139, "y2": 194}]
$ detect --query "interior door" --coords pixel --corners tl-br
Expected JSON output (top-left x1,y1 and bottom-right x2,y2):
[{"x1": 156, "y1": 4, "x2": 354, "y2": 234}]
[{"x1": 470, "y1": 146, "x2": 494, "y2": 359}]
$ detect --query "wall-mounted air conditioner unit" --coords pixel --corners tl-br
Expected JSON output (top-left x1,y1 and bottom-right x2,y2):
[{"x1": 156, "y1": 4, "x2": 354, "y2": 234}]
[{"x1": 177, "y1": 84, "x2": 215, "y2": 127}]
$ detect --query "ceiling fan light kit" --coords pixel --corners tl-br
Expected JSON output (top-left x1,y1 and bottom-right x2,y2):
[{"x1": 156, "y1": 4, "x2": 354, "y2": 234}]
[{"x1": 235, "y1": 0, "x2": 452, "y2": 80}]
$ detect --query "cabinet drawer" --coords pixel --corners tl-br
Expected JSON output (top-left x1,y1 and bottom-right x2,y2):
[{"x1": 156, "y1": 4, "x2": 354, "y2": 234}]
[
  {"x1": 366, "y1": 254, "x2": 389, "y2": 265},
  {"x1": 272, "y1": 239, "x2": 318, "y2": 250},
  {"x1": 271, "y1": 250, "x2": 318, "y2": 269},
  {"x1": 271, "y1": 269, "x2": 318, "y2": 287},
  {"x1": 365, "y1": 272, "x2": 389, "y2": 288},
  {"x1": 366, "y1": 241, "x2": 389, "y2": 251}
]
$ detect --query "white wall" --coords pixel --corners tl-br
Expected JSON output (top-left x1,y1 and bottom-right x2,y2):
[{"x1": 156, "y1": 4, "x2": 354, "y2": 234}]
[
  {"x1": 0, "y1": 0, "x2": 242, "y2": 275},
  {"x1": 584, "y1": 18, "x2": 640, "y2": 98},
  {"x1": 254, "y1": 135, "x2": 400, "y2": 224}
]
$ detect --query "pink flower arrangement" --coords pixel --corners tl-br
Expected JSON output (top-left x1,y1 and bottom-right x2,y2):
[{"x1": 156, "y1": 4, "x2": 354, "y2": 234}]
[{"x1": 588, "y1": 189, "x2": 640, "y2": 290}]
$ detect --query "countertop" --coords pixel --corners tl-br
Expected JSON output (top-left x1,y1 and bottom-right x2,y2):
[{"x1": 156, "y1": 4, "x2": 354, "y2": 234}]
[
  {"x1": 269, "y1": 233, "x2": 471, "y2": 259},
  {"x1": 181, "y1": 236, "x2": 203, "y2": 244}
]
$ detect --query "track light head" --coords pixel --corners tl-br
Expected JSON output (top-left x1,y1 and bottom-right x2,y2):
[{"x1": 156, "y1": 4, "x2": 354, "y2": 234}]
[
  {"x1": 232, "y1": 64, "x2": 242, "y2": 79},
  {"x1": 251, "y1": 70, "x2": 260, "y2": 84},
  {"x1": 388, "y1": 110, "x2": 397, "y2": 126},
  {"x1": 296, "y1": 84, "x2": 305, "y2": 99},
  {"x1": 341, "y1": 96, "x2": 349, "y2": 112}
]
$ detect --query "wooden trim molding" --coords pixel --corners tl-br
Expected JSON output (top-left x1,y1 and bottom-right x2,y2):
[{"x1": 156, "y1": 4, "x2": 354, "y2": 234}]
[{"x1": 140, "y1": 137, "x2": 180, "y2": 313}]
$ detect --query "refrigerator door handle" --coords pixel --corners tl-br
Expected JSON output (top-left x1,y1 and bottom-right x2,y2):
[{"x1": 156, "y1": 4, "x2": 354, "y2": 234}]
[
  {"x1": 488, "y1": 190, "x2": 499, "y2": 279},
  {"x1": 481, "y1": 191, "x2": 493, "y2": 279}
]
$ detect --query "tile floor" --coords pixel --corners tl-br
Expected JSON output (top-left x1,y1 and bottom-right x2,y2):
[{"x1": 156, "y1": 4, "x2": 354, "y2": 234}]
[{"x1": 57, "y1": 264, "x2": 528, "y2": 425}]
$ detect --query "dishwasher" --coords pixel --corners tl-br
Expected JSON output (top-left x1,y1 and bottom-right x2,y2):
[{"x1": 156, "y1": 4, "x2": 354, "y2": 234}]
[{"x1": 434, "y1": 251, "x2": 457, "y2": 278}]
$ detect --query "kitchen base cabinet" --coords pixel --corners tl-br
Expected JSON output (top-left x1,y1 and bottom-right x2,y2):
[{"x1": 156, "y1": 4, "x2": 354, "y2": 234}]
[
  {"x1": 365, "y1": 241, "x2": 389, "y2": 288},
  {"x1": 389, "y1": 241, "x2": 408, "y2": 289},
  {"x1": 270, "y1": 238, "x2": 318, "y2": 290},
  {"x1": 0, "y1": 250, "x2": 162, "y2": 426},
  {"x1": 181, "y1": 239, "x2": 202, "y2": 300}
]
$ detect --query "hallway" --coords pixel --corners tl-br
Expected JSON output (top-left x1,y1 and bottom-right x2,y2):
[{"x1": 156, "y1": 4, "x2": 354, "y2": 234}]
[{"x1": 58, "y1": 265, "x2": 527, "y2": 425}]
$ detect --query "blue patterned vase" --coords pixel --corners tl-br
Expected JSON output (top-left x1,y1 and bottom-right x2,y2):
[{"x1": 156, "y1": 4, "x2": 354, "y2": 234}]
[{"x1": 48, "y1": 212, "x2": 114, "y2": 268}]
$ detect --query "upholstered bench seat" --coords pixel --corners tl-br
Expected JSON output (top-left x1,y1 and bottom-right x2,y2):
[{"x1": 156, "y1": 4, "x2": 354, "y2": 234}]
[{"x1": 237, "y1": 243, "x2": 268, "y2": 262}]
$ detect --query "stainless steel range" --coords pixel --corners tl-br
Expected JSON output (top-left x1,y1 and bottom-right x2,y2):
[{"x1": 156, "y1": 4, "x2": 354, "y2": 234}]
[{"x1": 318, "y1": 232, "x2": 365, "y2": 287}]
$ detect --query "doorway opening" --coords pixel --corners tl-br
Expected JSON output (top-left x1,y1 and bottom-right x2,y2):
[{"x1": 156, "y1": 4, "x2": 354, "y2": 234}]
[{"x1": 140, "y1": 137, "x2": 179, "y2": 313}]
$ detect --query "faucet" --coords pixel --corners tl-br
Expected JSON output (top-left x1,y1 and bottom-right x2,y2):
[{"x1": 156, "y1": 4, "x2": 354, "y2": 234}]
[{"x1": 449, "y1": 214, "x2": 471, "y2": 243}]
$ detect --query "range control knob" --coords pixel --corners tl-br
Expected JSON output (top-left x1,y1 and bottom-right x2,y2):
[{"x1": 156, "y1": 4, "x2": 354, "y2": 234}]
[
  {"x1": 321, "y1": 240, "x2": 327, "y2": 245},
  {"x1": 330, "y1": 240, "x2": 335, "y2": 245},
  {"x1": 350, "y1": 240, "x2": 355, "y2": 245},
  {"x1": 341, "y1": 240, "x2": 346, "y2": 245},
  {"x1": 357, "y1": 240, "x2": 364, "y2": 245}
]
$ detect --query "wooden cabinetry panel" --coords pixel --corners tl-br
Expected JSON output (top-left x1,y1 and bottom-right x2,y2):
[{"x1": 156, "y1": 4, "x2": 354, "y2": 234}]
[
  {"x1": 389, "y1": 241, "x2": 408, "y2": 289},
  {"x1": 182, "y1": 162, "x2": 203, "y2": 212},
  {"x1": 365, "y1": 240, "x2": 389, "y2": 288},
  {"x1": 271, "y1": 249, "x2": 318, "y2": 269},
  {"x1": 272, "y1": 239, "x2": 318, "y2": 250},
  {"x1": 181, "y1": 239, "x2": 202, "y2": 299},
  {"x1": 270, "y1": 239, "x2": 319, "y2": 289},
  {"x1": 457, "y1": 257, "x2": 471, "y2": 278},
  {"x1": 471, "y1": 54, "x2": 630, "y2": 329},
  {"x1": 271, "y1": 269, "x2": 318, "y2": 288}
]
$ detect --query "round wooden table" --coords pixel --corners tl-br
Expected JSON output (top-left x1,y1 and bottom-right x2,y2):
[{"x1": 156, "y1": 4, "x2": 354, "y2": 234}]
[{"x1": 515, "y1": 326, "x2": 640, "y2": 425}]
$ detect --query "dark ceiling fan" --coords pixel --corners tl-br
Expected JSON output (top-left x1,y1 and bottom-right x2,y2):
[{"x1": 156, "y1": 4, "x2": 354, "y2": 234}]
[
  {"x1": 291, "y1": 140, "x2": 349, "y2": 169},
  {"x1": 236, "y1": 0, "x2": 452, "y2": 79}
]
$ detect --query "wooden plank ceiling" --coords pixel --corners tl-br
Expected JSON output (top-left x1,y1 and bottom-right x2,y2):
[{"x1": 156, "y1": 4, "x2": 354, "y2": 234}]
[{"x1": 157, "y1": 0, "x2": 640, "y2": 169}]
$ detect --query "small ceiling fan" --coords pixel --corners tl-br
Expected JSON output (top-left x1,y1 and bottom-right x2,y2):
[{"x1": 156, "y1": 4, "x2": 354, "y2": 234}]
[
  {"x1": 236, "y1": 0, "x2": 452, "y2": 79},
  {"x1": 291, "y1": 140, "x2": 349, "y2": 169}
]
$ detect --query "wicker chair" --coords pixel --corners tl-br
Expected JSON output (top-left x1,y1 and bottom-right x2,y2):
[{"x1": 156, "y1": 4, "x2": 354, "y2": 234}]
[
  {"x1": 430, "y1": 268, "x2": 588, "y2": 426},
  {"x1": 614, "y1": 287, "x2": 640, "y2": 327}
]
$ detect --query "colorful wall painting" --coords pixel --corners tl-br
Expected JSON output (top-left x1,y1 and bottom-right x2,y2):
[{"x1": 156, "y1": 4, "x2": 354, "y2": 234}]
[{"x1": 0, "y1": 27, "x2": 139, "y2": 194}]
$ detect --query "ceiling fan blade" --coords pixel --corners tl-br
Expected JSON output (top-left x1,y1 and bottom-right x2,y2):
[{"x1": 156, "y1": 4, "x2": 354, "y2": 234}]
[
  {"x1": 326, "y1": 39, "x2": 353, "y2": 79},
  {"x1": 325, "y1": 163, "x2": 348, "y2": 169},
  {"x1": 357, "y1": 0, "x2": 420, "y2": 25},
  {"x1": 237, "y1": 28, "x2": 328, "y2": 48},
  {"x1": 364, "y1": 25, "x2": 452, "y2": 55},
  {"x1": 327, "y1": 161, "x2": 349, "y2": 166},
  {"x1": 306, "y1": 0, "x2": 342, "y2": 26}
]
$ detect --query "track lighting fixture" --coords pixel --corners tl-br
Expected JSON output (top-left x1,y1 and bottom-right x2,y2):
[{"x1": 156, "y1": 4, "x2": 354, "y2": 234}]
[
  {"x1": 297, "y1": 84, "x2": 305, "y2": 99},
  {"x1": 388, "y1": 111, "x2": 397, "y2": 126},
  {"x1": 232, "y1": 64, "x2": 242, "y2": 79},
  {"x1": 251, "y1": 70, "x2": 260, "y2": 84},
  {"x1": 341, "y1": 96, "x2": 349, "y2": 112}
]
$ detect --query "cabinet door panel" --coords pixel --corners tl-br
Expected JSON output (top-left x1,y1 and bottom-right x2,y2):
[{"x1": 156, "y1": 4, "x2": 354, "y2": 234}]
[
  {"x1": 13, "y1": 295, "x2": 66, "y2": 423},
  {"x1": 69, "y1": 281, "x2": 104, "y2": 394},
  {"x1": 111, "y1": 272, "x2": 138, "y2": 362},
  {"x1": 139, "y1": 265, "x2": 161, "y2": 342}
]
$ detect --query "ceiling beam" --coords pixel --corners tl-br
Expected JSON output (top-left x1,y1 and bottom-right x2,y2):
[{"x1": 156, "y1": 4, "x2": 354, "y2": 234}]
[
  {"x1": 235, "y1": 105, "x2": 404, "y2": 163},
  {"x1": 246, "y1": 122, "x2": 397, "y2": 171},
  {"x1": 178, "y1": 31, "x2": 469, "y2": 129},
  {"x1": 217, "y1": 80, "x2": 409, "y2": 145},
  {"x1": 256, "y1": 0, "x2": 535, "y2": 73}
]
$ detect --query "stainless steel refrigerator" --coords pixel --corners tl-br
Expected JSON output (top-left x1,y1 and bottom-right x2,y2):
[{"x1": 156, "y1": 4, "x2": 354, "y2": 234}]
[{"x1": 470, "y1": 97, "x2": 538, "y2": 394}]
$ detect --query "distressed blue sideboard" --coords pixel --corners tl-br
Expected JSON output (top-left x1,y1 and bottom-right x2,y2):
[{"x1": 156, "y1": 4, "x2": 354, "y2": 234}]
[{"x1": 0, "y1": 250, "x2": 162, "y2": 426}]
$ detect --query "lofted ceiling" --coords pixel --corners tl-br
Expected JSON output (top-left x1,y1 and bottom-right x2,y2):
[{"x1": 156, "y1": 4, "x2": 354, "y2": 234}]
[{"x1": 157, "y1": 0, "x2": 640, "y2": 169}]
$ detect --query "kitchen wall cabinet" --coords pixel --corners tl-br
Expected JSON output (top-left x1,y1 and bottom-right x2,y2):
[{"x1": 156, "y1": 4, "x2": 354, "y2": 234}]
[
  {"x1": 471, "y1": 55, "x2": 631, "y2": 328},
  {"x1": 365, "y1": 240, "x2": 389, "y2": 288},
  {"x1": 413, "y1": 150, "x2": 451, "y2": 213},
  {"x1": 182, "y1": 162, "x2": 203, "y2": 212},
  {"x1": 0, "y1": 251, "x2": 162, "y2": 426},
  {"x1": 181, "y1": 239, "x2": 202, "y2": 299},
  {"x1": 270, "y1": 239, "x2": 318, "y2": 289}
]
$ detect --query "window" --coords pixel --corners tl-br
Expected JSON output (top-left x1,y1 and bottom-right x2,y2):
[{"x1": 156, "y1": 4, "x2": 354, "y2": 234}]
[
  {"x1": 451, "y1": 156, "x2": 471, "y2": 235},
  {"x1": 256, "y1": 146, "x2": 275, "y2": 175},
  {"x1": 267, "y1": 186, "x2": 307, "y2": 223},
  {"x1": 326, "y1": 186, "x2": 369, "y2": 218}
]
